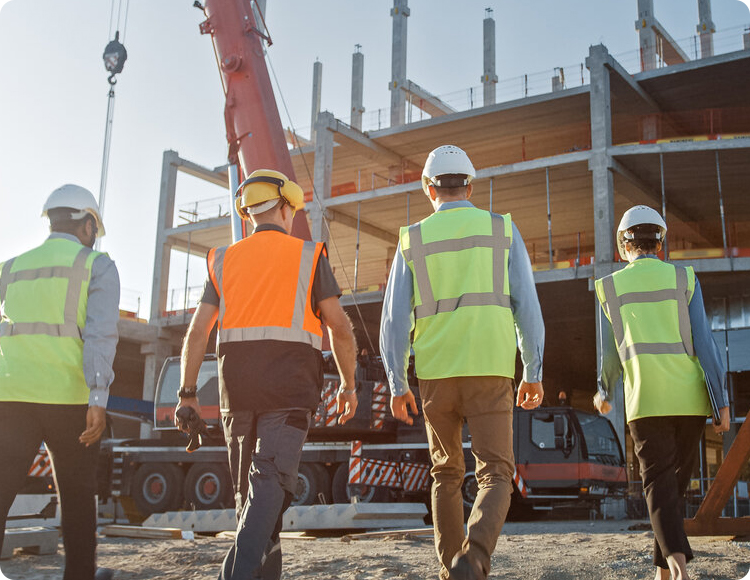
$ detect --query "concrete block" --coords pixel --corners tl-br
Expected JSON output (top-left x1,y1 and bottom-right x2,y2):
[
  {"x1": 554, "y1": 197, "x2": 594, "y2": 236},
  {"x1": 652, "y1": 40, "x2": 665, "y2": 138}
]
[{"x1": 1, "y1": 527, "x2": 58, "y2": 560}]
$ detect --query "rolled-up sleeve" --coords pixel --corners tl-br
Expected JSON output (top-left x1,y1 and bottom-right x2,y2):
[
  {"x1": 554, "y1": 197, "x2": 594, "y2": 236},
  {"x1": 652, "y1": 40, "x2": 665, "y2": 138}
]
[
  {"x1": 379, "y1": 244, "x2": 414, "y2": 397},
  {"x1": 508, "y1": 224, "x2": 545, "y2": 383},
  {"x1": 82, "y1": 254, "x2": 120, "y2": 407}
]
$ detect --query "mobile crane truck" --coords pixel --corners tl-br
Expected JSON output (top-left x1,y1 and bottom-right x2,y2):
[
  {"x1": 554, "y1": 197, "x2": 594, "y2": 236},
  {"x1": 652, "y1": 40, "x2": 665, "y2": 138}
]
[{"x1": 98, "y1": 354, "x2": 627, "y2": 522}]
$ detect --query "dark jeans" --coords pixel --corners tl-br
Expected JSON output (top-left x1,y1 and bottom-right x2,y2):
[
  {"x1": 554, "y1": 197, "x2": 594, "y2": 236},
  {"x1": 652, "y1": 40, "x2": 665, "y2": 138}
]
[
  {"x1": 629, "y1": 415, "x2": 706, "y2": 569},
  {"x1": 0, "y1": 402, "x2": 100, "y2": 580},
  {"x1": 220, "y1": 408, "x2": 310, "y2": 580}
]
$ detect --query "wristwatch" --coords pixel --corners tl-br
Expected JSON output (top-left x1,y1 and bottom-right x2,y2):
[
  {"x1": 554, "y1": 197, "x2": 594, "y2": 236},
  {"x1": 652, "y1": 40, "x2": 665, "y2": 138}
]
[{"x1": 178, "y1": 386, "x2": 198, "y2": 398}]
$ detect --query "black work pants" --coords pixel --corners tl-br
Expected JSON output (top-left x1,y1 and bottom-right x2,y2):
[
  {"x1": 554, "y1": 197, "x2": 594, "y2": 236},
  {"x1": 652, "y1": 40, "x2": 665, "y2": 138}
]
[
  {"x1": 0, "y1": 402, "x2": 100, "y2": 580},
  {"x1": 629, "y1": 414, "x2": 706, "y2": 569}
]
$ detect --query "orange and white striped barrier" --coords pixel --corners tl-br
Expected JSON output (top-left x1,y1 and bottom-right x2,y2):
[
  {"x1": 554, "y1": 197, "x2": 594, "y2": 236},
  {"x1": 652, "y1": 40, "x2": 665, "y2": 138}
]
[
  {"x1": 370, "y1": 382, "x2": 389, "y2": 430},
  {"x1": 28, "y1": 444, "x2": 52, "y2": 478}
]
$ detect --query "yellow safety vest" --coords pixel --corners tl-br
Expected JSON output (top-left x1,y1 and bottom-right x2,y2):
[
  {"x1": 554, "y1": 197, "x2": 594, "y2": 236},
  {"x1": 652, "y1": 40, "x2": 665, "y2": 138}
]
[
  {"x1": 595, "y1": 258, "x2": 711, "y2": 421},
  {"x1": 0, "y1": 238, "x2": 100, "y2": 404},
  {"x1": 399, "y1": 206, "x2": 516, "y2": 379}
]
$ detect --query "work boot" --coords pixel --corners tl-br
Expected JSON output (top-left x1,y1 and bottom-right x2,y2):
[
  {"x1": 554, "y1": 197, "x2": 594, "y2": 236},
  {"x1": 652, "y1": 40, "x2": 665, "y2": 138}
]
[
  {"x1": 448, "y1": 552, "x2": 486, "y2": 580},
  {"x1": 94, "y1": 568, "x2": 115, "y2": 580}
]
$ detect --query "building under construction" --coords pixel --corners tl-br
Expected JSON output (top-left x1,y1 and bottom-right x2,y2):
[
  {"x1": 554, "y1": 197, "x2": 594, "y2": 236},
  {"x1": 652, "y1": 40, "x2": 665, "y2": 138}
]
[{"x1": 112, "y1": 0, "x2": 750, "y2": 515}]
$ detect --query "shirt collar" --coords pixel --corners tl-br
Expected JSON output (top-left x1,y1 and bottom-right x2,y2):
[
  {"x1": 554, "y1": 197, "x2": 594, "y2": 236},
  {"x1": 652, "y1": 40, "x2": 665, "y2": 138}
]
[
  {"x1": 436, "y1": 200, "x2": 474, "y2": 212},
  {"x1": 48, "y1": 232, "x2": 83, "y2": 245},
  {"x1": 253, "y1": 223, "x2": 287, "y2": 235},
  {"x1": 633, "y1": 253, "x2": 660, "y2": 261}
]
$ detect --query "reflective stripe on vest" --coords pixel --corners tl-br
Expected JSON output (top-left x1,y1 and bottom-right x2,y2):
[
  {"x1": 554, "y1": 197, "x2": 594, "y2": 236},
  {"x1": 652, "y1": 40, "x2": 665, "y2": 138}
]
[
  {"x1": 600, "y1": 265, "x2": 694, "y2": 362},
  {"x1": 210, "y1": 238, "x2": 323, "y2": 350},
  {"x1": 403, "y1": 212, "x2": 512, "y2": 320},
  {"x1": 0, "y1": 246, "x2": 92, "y2": 339}
]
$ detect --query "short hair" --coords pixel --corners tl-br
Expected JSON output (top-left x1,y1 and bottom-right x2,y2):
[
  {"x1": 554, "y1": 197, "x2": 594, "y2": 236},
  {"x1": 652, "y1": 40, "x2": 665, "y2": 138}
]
[
  {"x1": 48, "y1": 207, "x2": 94, "y2": 235},
  {"x1": 432, "y1": 173, "x2": 469, "y2": 196},
  {"x1": 623, "y1": 224, "x2": 662, "y2": 254}
]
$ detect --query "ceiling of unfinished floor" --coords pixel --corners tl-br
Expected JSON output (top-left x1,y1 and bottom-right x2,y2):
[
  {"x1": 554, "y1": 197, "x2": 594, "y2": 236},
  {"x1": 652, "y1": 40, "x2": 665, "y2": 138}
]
[{"x1": 166, "y1": 50, "x2": 750, "y2": 294}]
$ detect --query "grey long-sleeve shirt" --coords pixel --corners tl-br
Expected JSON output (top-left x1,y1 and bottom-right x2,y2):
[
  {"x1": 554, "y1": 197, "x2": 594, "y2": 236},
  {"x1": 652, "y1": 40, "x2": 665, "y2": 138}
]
[
  {"x1": 51, "y1": 233, "x2": 120, "y2": 407},
  {"x1": 380, "y1": 200, "x2": 545, "y2": 396}
]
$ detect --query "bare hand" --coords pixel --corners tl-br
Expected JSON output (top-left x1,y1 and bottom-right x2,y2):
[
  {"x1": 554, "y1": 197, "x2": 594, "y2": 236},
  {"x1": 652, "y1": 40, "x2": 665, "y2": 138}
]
[
  {"x1": 174, "y1": 397, "x2": 202, "y2": 432},
  {"x1": 337, "y1": 383, "x2": 358, "y2": 425},
  {"x1": 593, "y1": 392, "x2": 612, "y2": 415},
  {"x1": 390, "y1": 390, "x2": 419, "y2": 425},
  {"x1": 516, "y1": 381, "x2": 543, "y2": 410},
  {"x1": 713, "y1": 406, "x2": 730, "y2": 435},
  {"x1": 79, "y1": 406, "x2": 107, "y2": 446}
]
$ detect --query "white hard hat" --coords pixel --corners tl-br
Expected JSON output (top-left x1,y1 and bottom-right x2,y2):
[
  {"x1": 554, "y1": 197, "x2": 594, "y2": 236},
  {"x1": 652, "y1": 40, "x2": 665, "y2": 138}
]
[
  {"x1": 421, "y1": 145, "x2": 476, "y2": 196},
  {"x1": 42, "y1": 184, "x2": 106, "y2": 236},
  {"x1": 616, "y1": 205, "x2": 666, "y2": 260}
]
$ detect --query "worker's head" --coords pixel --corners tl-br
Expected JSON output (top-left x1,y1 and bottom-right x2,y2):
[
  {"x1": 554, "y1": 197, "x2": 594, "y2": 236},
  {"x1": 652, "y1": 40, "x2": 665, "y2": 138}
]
[
  {"x1": 235, "y1": 169, "x2": 305, "y2": 232},
  {"x1": 42, "y1": 184, "x2": 105, "y2": 248},
  {"x1": 616, "y1": 205, "x2": 667, "y2": 262},
  {"x1": 421, "y1": 145, "x2": 475, "y2": 207}
]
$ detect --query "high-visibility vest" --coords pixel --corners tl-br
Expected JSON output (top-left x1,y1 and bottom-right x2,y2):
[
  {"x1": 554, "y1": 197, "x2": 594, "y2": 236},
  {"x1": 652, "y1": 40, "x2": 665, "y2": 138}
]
[
  {"x1": 595, "y1": 258, "x2": 711, "y2": 421},
  {"x1": 0, "y1": 238, "x2": 102, "y2": 405},
  {"x1": 207, "y1": 230, "x2": 325, "y2": 351},
  {"x1": 399, "y1": 206, "x2": 516, "y2": 379}
]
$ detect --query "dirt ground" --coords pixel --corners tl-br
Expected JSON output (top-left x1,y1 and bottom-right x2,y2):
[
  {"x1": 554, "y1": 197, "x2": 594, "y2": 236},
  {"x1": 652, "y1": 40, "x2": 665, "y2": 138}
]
[{"x1": 2, "y1": 520, "x2": 749, "y2": 580}]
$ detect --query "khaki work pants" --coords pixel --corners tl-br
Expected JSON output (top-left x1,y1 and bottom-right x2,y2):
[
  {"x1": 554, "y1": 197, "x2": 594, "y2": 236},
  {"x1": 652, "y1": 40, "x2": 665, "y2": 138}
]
[{"x1": 419, "y1": 376, "x2": 515, "y2": 580}]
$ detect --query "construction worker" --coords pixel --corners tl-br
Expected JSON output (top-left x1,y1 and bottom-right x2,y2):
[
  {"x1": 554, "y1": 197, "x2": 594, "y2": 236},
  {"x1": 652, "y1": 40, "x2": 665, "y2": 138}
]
[
  {"x1": 380, "y1": 145, "x2": 545, "y2": 580},
  {"x1": 0, "y1": 185, "x2": 119, "y2": 580},
  {"x1": 593, "y1": 205, "x2": 730, "y2": 580},
  {"x1": 175, "y1": 169, "x2": 357, "y2": 580}
]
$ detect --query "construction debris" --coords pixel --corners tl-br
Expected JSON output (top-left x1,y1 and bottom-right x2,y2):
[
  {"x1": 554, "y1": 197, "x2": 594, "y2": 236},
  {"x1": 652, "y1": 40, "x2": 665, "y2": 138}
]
[{"x1": 99, "y1": 524, "x2": 189, "y2": 540}]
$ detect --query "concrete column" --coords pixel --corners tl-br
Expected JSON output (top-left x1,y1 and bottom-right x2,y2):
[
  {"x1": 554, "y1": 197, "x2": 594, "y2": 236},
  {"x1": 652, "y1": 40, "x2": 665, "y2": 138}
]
[
  {"x1": 587, "y1": 45, "x2": 615, "y2": 267},
  {"x1": 389, "y1": 0, "x2": 409, "y2": 127},
  {"x1": 551, "y1": 67, "x2": 565, "y2": 92},
  {"x1": 310, "y1": 60, "x2": 323, "y2": 142},
  {"x1": 229, "y1": 164, "x2": 243, "y2": 243},
  {"x1": 351, "y1": 46, "x2": 365, "y2": 131},
  {"x1": 697, "y1": 0, "x2": 715, "y2": 58},
  {"x1": 139, "y1": 338, "x2": 174, "y2": 438},
  {"x1": 311, "y1": 111, "x2": 334, "y2": 243},
  {"x1": 482, "y1": 8, "x2": 498, "y2": 106},
  {"x1": 636, "y1": 0, "x2": 657, "y2": 71},
  {"x1": 150, "y1": 150, "x2": 179, "y2": 322},
  {"x1": 588, "y1": 44, "x2": 625, "y2": 442},
  {"x1": 745, "y1": 30, "x2": 750, "y2": 50}
]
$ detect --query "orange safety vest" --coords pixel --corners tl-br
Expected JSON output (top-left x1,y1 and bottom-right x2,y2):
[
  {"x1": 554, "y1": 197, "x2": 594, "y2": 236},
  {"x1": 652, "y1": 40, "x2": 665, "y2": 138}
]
[{"x1": 207, "y1": 229, "x2": 325, "y2": 351}]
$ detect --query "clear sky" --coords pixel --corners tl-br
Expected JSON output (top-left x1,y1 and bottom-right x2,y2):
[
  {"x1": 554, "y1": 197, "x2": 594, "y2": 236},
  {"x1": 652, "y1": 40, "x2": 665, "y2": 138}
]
[{"x1": 1, "y1": 0, "x2": 748, "y2": 317}]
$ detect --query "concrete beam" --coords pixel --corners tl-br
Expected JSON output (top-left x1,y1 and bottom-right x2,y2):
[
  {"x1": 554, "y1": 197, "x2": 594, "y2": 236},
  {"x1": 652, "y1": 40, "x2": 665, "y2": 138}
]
[
  {"x1": 652, "y1": 19, "x2": 690, "y2": 65},
  {"x1": 165, "y1": 217, "x2": 230, "y2": 237},
  {"x1": 611, "y1": 138, "x2": 750, "y2": 156},
  {"x1": 326, "y1": 209, "x2": 399, "y2": 246},
  {"x1": 323, "y1": 150, "x2": 591, "y2": 208},
  {"x1": 401, "y1": 79, "x2": 457, "y2": 117},
  {"x1": 174, "y1": 157, "x2": 229, "y2": 188},
  {"x1": 533, "y1": 263, "x2": 595, "y2": 284},
  {"x1": 321, "y1": 116, "x2": 403, "y2": 166},
  {"x1": 607, "y1": 157, "x2": 713, "y2": 245},
  {"x1": 284, "y1": 128, "x2": 311, "y2": 148},
  {"x1": 602, "y1": 54, "x2": 660, "y2": 111}
]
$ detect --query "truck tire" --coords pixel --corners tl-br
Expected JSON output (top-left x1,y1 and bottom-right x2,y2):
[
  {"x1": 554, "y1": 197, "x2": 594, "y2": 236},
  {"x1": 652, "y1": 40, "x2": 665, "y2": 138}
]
[
  {"x1": 184, "y1": 463, "x2": 233, "y2": 510},
  {"x1": 462, "y1": 472, "x2": 478, "y2": 520},
  {"x1": 292, "y1": 463, "x2": 331, "y2": 506},
  {"x1": 130, "y1": 463, "x2": 184, "y2": 517},
  {"x1": 331, "y1": 462, "x2": 389, "y2": 504}
]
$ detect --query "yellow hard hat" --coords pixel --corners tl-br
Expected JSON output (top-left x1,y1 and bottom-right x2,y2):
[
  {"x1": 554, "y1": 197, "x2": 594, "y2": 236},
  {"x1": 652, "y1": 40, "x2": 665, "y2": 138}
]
[{"x1": 234, "y1": 169, "x2": 305, "y2": 220}]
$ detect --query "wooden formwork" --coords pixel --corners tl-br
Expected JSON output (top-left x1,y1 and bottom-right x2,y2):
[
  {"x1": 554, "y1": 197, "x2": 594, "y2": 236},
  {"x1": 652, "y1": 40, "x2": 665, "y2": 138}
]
[{"x1": 684, "y1": 410, "x2": 750, "y2": 536}]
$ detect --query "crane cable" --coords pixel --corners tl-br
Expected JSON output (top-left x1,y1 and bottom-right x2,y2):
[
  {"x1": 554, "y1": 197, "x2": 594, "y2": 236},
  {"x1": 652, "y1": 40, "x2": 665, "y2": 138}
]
[
  {"x1": 98, "y1": 0, "x2": 130, "y2": 249},
  {"x1": 265, "y1": 46, "x2": 379, "y2": 356}
]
